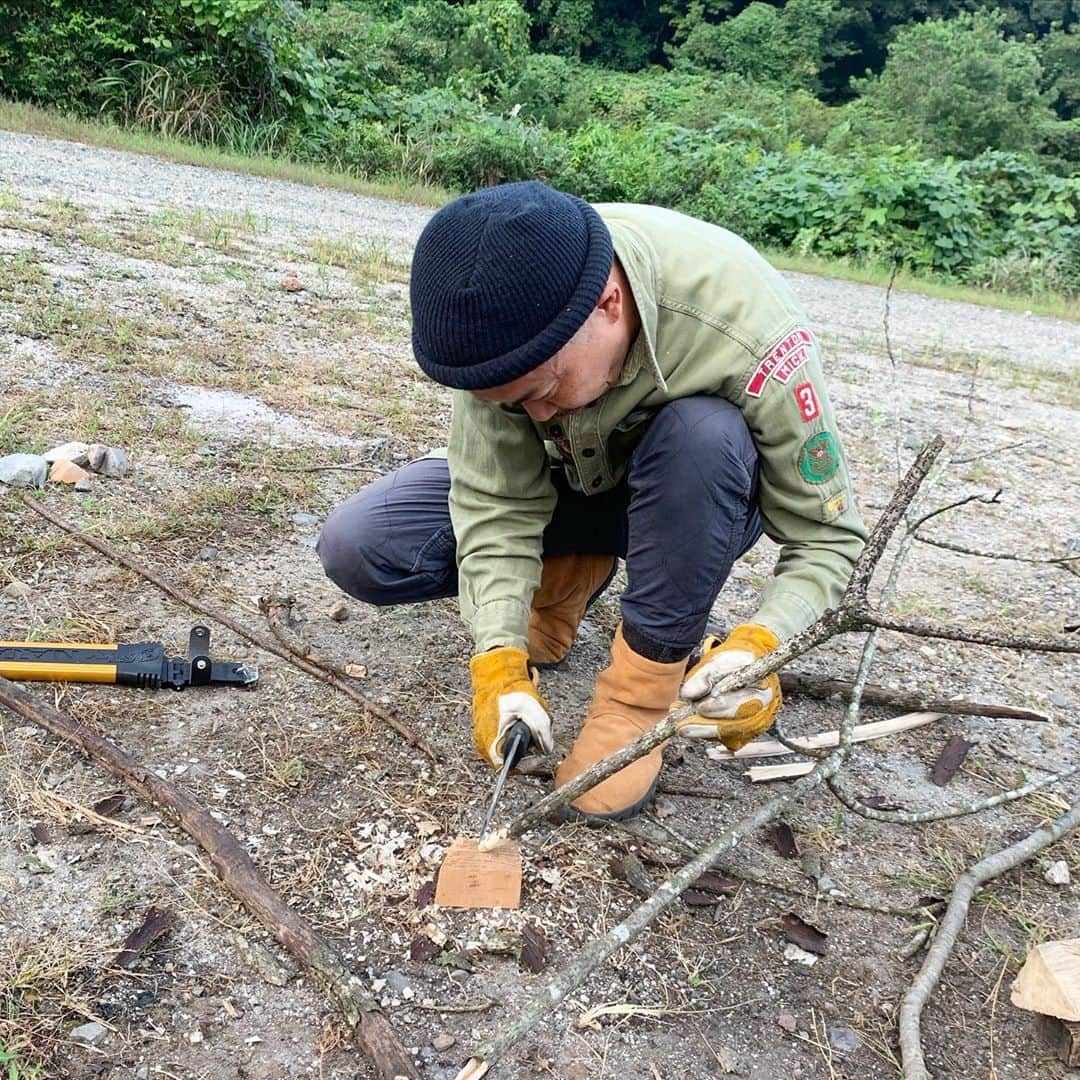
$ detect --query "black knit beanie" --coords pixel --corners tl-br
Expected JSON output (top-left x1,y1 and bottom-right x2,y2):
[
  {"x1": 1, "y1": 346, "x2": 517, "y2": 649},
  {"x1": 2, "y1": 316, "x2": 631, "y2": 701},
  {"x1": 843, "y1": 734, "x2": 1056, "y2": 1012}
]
[{"x1": 410, "y1": 181, "x2": 614, "y2": 391}]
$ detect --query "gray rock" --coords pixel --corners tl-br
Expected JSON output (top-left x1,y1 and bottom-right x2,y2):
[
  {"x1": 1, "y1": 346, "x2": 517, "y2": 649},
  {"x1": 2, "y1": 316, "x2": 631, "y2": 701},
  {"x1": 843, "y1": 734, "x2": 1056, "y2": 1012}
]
[
  {"x1": 2, "y1": 580, "x2": 33, "y2": 599},
  {"x1": 1048, "y1": 691, "x2": 1068, "y2": 708},
  {"x1": 70, "y1": 1021, "x2": 108, "y2": 1045},
  {"x1": 199, "y1": 546, "x2": 219, "y2": 562},
  {"x1": 74, "y1": 476, "x2": 93, "y2": 492},
  {"x1": 777, "y1": 1012, "x2": 797, "y2": 1032},
  {"x1": 43, "y1": 441, "x2": 90, "y2": 466},
  {"x1": 432, "y1": 1032, "x2": 456, "y2": 1052},
  {"x1": 383, "y1": 969, "x2": 411, "y2": 994},
  {"x1": 291, "y1": 512, "x2": 319, "y2": 526},
  {"x1": 87, "y1": 443, "x2": 130, "y2": 479},
  {"x1": 0, "y1": 453, "x2": 47, "y2": 488},
  {"x1": 827, "y1": 1026, "x2": 859, "y2": 1053},
  {"x1": 1044, "y1": 859, "x2": 1071, "y2": 886}
]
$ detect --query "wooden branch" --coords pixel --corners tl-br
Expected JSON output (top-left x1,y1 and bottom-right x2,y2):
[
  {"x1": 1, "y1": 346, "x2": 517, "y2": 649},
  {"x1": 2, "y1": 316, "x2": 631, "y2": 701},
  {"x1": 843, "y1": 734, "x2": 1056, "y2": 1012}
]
[
  {"x1": 899, "y1": 799, "x2": 1080, "y2": 1080},
  {"x1": 779, "y1": 671, "x2": 1049, "y2": 722},
  {"x1": 853, "y1": 607, "x2": 1080, "y2": 653},
  {"x1": 905, "y1": 488, "x2": 1001, "y2": 534},
  {"x1": 16, "y1": 491, "x2": 437, "y2": 759},
  {"x1": 912, "y1": 532, "x2": 1080, "y2": 568},
  {"x1": 828, "y1": 763, "x2": 1080, "y2": 825},
  {"x1": 0, "y1": 676, "x2": 419, "y2": 1080}
]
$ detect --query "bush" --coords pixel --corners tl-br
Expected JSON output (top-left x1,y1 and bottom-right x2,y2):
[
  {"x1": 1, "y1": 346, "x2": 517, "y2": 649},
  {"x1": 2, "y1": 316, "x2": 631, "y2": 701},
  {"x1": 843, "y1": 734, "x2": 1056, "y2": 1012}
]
[{"x1": 852, "y1": 12, "x2": 1053, "y2": 159}]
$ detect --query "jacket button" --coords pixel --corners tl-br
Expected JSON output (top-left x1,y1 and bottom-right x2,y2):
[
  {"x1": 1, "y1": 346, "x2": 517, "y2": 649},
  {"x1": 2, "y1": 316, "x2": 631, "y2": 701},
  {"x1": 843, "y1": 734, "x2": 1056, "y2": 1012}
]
[
  {"x1": 582, "y1": 448, "x2": 596, "y2": 458},
  {"x1": 591, "y1": 477, "x2": 602, "y2": 488},
  {"x1": 549, "y1": 425, "x2": 563, "y2": 437}
]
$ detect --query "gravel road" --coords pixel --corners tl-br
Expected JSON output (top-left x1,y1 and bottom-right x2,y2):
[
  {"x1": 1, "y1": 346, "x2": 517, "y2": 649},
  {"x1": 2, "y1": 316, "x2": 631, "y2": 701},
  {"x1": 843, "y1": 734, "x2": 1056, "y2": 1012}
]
[{"x1": 2, "y1": 130, "x2": 1077, "y2": 372}]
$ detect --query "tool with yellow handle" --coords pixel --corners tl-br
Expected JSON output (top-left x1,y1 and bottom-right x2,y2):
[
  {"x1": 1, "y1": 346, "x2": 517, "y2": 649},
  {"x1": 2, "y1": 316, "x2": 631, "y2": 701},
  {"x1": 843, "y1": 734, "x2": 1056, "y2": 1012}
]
[{"x1": 0, "y1": 625, "x2": 257, "y2": 690}]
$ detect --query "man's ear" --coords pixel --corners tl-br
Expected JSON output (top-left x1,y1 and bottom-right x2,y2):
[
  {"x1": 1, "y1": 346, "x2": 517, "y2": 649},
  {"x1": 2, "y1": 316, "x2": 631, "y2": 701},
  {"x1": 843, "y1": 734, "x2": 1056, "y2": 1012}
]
[{"x1": 595, "y1": 274, "x2": 622, "y2": 324}]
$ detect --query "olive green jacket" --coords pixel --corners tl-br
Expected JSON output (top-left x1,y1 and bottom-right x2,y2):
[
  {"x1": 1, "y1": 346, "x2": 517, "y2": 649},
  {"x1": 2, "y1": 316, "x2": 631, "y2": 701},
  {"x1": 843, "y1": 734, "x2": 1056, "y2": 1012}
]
[{"x1": 446, "y1": 203, "x2": 868, "y2": 654}]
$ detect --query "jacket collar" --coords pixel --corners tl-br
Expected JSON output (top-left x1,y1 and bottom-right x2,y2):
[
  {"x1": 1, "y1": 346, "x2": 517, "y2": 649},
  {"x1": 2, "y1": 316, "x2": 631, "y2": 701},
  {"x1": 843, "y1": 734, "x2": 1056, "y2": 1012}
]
[{"x1": 607, "y1": 218, "x2": 669, "y2": 394}]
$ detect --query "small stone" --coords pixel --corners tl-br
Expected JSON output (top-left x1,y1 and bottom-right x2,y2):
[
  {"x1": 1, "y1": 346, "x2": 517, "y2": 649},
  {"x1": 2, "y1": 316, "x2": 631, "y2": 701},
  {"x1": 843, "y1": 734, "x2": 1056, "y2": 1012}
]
[
  {"x1": 281, "y1": 271, "x2": 303, "y2": 292},
  {"x1": 291, "y1": 512, "x2": 319, "y2": 526},
  {"x1": 784, "y1": 943, "x2": 818, "y2": 967},
  {"x1": 43, "y1": 441, "x2": 90, "y2": 466},
  {"x1": 74, "y1": 476, "x2": 93, "y2": 492},
  {"x1": 1044, "y1": 860, "x2": 1070, "y2": 886},
  {"x1": 326, "y1": 600, "x2": 349, "y2": 622},
  {"x1": 70, "y1": 1021, "x2": 108, "y2": 1045},
  {"x1": 432, "y1": 1032, "x2": 456, "y2": 1052},
  {"x1": 827, "y1": 1026, "x2": 859, "y2": 1054},
  {"x1": 777, "y1": 1012, "x2": 798, "y2": 1032},
  {"x1": 3, "y1": 580, "x2": 33, "y2": 599},
  {"x1": 188, "y1": 1028, "x2": 204, "y2": 1044},
  {"x1": 199, "y1": 546, "x2": 219, "y2": 562},
  {"x1": 0, "y1": 453, "x2": 47, "y2": 488},
  {"x1": 903, "y1": 435, "x2": 922, "y2": 451},
  {"x1": 1048, "y1": 692, "x2": 1068, "y2": 708},
  {"x1": 87, "y1": 443, "x2": 130, "y2": 479}
]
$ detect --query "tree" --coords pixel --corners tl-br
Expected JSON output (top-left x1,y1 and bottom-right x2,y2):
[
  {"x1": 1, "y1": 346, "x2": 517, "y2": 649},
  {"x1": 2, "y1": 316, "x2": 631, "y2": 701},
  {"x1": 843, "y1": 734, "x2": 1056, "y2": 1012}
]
[{"x1": 852, "y1": 12, "x2": 1054, "y2": 158}]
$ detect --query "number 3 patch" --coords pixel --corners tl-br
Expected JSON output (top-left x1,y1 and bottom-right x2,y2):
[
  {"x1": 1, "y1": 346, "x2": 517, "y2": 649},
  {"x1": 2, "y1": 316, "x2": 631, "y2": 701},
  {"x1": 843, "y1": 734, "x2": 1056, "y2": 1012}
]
[{"x1": 794, "y1": 382, "x2": 820, "y2": 422}]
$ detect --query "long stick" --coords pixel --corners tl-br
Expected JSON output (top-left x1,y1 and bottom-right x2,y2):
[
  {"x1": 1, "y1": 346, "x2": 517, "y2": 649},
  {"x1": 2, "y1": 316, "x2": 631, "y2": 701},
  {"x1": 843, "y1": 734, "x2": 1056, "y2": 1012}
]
[
  {"x1": 15, "y1": 491, "x2": 437, "y2": 759},
  {"x1": 778, "y1": 671, "x2": 1048, "y2": 722},
  {"x1": 0, "y1": 675, "x2": 420, "y2": 1080},
  {"x1": 898, "y1": 798, "x2": 1080, "y2": 1080}
]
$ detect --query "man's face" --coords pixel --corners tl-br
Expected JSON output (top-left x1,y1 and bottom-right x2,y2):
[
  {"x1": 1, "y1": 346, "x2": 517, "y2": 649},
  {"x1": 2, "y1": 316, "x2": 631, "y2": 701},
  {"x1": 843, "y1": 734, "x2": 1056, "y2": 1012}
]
[{"x1": 471, "y1": 272, "x2": 636, "y2": 423}]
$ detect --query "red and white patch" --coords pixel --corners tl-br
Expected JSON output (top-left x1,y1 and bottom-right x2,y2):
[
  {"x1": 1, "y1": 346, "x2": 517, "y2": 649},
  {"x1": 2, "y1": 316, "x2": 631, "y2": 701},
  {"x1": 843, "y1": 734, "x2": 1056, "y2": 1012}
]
[
  {"x1": 745, "y1": 329, "x2": 814, "y2": 397},
  {"x1": 794, "y1": 382, "x2": 820, "y2": 422}
]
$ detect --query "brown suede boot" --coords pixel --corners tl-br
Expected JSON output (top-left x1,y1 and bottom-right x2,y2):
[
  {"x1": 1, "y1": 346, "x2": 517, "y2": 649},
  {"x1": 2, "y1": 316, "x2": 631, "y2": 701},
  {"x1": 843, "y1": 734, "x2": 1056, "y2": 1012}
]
[
  {"x1": 528, "y1": 553, "x2": 617, "y2": 667},
  {"x1": 554, "y1": 625, "x2": 687, "y2": 819}
]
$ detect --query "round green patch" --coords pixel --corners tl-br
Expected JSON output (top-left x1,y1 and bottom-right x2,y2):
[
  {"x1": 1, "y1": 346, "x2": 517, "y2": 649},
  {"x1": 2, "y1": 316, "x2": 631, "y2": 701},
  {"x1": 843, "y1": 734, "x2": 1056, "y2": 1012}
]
[{"x1": 798, "y1": 431, "x2": 840, "y2": 485}]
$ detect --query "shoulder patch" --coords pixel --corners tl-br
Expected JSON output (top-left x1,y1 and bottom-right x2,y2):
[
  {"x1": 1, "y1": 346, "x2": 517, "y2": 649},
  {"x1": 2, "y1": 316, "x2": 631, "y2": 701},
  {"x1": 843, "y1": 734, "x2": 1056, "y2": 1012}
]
[
  {"x1": 746, "y1": 328, "x2": 814, "y2": 398},
  {"x1": 798, "y1": 432, "x2": 840, "y2": 484}
]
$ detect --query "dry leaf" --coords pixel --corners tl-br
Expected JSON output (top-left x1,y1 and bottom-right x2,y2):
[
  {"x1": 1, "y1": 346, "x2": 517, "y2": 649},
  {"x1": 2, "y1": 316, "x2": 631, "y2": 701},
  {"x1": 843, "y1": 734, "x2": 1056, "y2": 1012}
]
[
  {"x1": 93, "y1": 793, "x2": 125, "y2": 818},
  {"x1": 770, "y1": 822, "x2": 799, "y2": 859},
  {"x1": 410, "y1": 936, "x2": 440, "y2": 963},
  {"x1": 781, "y1": 912, "x2": 828, "y2": 956},
  {"x1": 931, "y1": 735, "x2": 974, "y2": 786}
]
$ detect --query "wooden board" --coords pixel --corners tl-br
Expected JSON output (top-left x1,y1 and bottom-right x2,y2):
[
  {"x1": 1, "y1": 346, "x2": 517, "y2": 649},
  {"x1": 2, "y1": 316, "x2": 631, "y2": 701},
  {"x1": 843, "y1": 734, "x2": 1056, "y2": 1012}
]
[
  {"x1": 1012, "y1": 939, "x2": 1080, "y2": 1022},
  {"x1": 435, "y1": 837, "x2": 522, "y2": 910}
]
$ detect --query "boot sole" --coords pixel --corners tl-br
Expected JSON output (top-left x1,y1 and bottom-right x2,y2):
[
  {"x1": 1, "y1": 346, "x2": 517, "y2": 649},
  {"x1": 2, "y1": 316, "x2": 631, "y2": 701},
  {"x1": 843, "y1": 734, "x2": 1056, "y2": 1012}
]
[{"x1": 557, "y1": 774, "x2": 659, "y2": 823}]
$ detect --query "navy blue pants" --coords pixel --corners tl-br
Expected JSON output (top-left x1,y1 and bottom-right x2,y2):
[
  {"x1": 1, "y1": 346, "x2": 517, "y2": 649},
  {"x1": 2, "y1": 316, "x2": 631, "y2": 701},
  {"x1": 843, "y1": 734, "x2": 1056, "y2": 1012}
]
[{"x1": 318, "y1": 397, "x2": 762, "y2": 662}]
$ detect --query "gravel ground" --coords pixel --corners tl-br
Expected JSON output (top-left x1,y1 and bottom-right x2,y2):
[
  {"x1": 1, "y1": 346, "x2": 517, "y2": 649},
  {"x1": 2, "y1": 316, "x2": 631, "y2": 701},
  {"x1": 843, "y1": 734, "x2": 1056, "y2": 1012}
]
[{"x1": 0, "y1": 131, "x2": 1078, "y2": 1080}]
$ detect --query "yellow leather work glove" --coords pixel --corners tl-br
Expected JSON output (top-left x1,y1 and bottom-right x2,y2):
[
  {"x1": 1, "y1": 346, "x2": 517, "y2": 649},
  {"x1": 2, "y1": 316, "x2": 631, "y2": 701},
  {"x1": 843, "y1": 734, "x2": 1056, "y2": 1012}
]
[
  {"x1": 469, "y1": 646, "x2": 554, "y2": 769},
  {"x1": 676, "y1": 624, "x2": 782, "y2": 751}
]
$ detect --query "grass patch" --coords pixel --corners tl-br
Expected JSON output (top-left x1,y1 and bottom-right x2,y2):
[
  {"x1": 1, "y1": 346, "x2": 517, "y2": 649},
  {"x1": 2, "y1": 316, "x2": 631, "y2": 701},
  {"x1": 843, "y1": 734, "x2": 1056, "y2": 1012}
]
[{"x1": 765, "y1": 248, "x2": 1079, "y2": 322}]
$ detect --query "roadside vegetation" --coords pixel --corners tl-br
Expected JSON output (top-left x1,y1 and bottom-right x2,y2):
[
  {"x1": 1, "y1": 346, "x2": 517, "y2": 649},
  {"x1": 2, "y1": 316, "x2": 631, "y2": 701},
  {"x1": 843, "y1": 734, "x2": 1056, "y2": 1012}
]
[{"x1": 1, "y1": 1, "x2": 1078, "y2": 310}]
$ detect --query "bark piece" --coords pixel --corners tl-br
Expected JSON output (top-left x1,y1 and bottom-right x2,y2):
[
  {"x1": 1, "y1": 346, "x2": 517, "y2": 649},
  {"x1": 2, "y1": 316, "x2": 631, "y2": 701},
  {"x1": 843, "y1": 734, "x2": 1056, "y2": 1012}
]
[
  {"x1": 520, "y1": 925, "x2": 547, "y2": 974},
  {"x1": 49, "y1": 459, "x2": 90, "y2": 485},
  {"x1": 930, "y1": 736, "x2": 974, "y2": 787},
  {"x1": 781, "y1": 913, "x2": 828, "y2": 956},
  {"x1": 1059, "y1": 1019, "x2": 1080, "y2": 1066},
  {"x1": 1011, "y1": 939, "x2": 1080, "y2": 1022},
  {"x1": 115, "y1": 906, "x2": 175, "y2": 969},
  {"x1": 435, "y1": 838, "x2": 521, "y2": 910}
]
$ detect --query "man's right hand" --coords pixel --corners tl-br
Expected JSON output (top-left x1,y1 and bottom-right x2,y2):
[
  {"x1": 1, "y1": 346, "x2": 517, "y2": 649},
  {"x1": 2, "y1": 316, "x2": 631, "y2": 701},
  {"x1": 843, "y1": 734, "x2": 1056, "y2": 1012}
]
[{"x1": 470, "y1": 646, "x2": 554, "y2": 769}]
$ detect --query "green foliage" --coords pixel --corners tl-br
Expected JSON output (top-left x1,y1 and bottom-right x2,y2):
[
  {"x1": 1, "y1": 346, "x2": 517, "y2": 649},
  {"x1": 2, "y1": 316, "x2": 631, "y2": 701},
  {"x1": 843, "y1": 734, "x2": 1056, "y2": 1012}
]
[
  {"x1": 1040, "y1": 25, "x2": 1080, "y2": 119},
  {"x1": 673, "y1": 0, "x2": 853, "y2": 93},
  {"x1": 852, "y1": 12, "x2": 1054, "y2": 158}
]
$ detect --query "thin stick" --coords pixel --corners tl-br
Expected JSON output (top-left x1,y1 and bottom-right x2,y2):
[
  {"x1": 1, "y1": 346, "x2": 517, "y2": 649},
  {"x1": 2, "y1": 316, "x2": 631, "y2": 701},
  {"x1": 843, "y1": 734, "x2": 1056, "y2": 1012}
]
[
  {"x1": 906, "y1": 489, "x2": 1001, "y2": 534},
  {"x1": 898, "y1": 798, "x2": 1080, "y2": 1080},
  {"x1": 828, "y1": 763, "x2": 1080, "y2": 825},
  {"x1": 912, "y1": 533, "x2": 1080, "y2": 567},
  {"x1": 0, "y1": 676, "x2": 419, "y2": 1080},
  {"x1": 15, "y1": 492, "x2": 437, "y2": 759}
]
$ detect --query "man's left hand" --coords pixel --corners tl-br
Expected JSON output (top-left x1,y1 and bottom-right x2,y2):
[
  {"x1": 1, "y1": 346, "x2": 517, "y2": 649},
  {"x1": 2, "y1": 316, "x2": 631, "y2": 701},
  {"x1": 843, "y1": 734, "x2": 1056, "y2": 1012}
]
[{"x1": 677, "y1": 624, "x2": 782, "y2": 751}]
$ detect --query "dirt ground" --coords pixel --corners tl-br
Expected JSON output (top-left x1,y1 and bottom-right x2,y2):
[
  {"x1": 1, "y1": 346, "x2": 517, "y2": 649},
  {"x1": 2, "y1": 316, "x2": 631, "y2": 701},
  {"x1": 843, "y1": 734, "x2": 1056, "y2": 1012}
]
[{"x1": 0, "y1": 132, "x2": 1078, "y2": 1080}]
